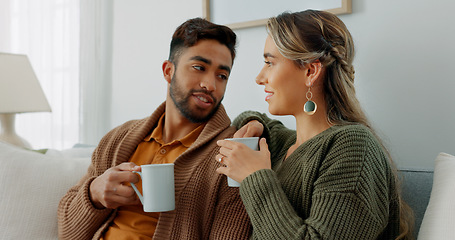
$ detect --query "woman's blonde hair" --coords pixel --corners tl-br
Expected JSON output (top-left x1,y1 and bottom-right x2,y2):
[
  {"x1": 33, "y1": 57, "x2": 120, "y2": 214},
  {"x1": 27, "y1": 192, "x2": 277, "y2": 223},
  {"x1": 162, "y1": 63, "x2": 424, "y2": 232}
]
[{"x1": 266, "y1": 10, "x2": 414, "y2": 239}]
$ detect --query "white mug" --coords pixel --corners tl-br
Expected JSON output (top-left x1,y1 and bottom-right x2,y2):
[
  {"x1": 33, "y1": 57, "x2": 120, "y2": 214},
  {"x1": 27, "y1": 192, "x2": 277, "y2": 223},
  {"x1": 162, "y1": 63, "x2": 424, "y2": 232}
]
[
  {"x1": 131, "y1": 163, "x2": 175, "y2": 212},
  {"x1": 224, "y1": 137, "x2": 259, "y2": 187}
]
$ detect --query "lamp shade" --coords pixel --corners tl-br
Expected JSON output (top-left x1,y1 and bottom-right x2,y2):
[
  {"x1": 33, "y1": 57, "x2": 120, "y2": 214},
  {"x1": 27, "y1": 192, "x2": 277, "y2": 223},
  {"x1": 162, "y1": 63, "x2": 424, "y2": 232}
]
[{"x1": 0, "y1": 53, "x2": 51, "y2": 113}]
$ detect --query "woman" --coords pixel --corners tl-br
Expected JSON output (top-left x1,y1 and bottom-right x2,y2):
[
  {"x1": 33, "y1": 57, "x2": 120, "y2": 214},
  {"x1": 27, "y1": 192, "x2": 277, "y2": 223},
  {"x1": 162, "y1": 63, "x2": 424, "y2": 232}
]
[{"x1": 216, "y1": 10, "x2": 413, "y2": 239}]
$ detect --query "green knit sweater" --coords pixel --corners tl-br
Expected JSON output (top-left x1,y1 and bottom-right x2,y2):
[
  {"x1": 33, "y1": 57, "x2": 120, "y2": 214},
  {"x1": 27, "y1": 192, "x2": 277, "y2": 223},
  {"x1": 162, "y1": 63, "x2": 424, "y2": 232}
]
[{"x1": 233, "y1": 111, "x2": 400, "y2": 240}]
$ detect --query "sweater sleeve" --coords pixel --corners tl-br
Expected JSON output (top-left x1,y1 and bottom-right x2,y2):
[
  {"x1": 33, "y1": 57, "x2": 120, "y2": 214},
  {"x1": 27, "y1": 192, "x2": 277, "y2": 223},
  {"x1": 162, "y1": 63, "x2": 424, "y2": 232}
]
[
  {"x1": 239, "y1": 126, "x2": 394, "y2": 240},
  {"x1": 233, "y1": 111, "x2": 296, "y2": 165}
]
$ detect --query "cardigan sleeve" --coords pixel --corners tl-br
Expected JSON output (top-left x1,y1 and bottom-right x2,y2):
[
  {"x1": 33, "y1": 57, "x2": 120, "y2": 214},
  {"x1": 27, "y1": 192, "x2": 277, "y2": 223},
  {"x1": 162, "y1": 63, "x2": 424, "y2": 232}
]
[
  {"x1": 239, "y1": 125, "x2": 394, "y2": 240},
  {"x1": 57, "y1": 121, "x2": 137, "y2": 240}
]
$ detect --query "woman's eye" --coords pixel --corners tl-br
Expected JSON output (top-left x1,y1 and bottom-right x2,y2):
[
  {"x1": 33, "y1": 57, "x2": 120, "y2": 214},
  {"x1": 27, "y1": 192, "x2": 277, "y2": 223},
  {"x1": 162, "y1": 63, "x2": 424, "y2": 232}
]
[{"x1": 264, "y1": 61, "x2": 272, "y2": 66}]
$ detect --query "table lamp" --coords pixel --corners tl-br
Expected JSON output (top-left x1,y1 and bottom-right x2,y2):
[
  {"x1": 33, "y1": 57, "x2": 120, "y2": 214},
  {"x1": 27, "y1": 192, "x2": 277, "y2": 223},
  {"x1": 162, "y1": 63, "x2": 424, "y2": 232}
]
[{"x1": 0, "y1": 52, "x2": 52, "y2": 148}]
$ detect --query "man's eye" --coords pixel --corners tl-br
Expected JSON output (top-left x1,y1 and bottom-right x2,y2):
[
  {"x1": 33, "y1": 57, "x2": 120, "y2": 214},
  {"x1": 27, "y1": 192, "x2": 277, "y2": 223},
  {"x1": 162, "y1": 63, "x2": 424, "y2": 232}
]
[
  {"x1": 218, "y1": 74, "x2": 228, "y2": 80},
  {"x1": 193, "y1": 65, "x2": 204, "y2": 71},
  {"x1": 264, "y1": 61, "x2": 272, "y2": 66}
]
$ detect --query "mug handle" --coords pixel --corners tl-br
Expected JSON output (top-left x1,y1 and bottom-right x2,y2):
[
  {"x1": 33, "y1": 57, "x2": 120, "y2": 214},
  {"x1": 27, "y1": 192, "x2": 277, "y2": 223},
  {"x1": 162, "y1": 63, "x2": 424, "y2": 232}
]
[{"x1": 130, "y1": 171, "x2": 144, "y2": 204}]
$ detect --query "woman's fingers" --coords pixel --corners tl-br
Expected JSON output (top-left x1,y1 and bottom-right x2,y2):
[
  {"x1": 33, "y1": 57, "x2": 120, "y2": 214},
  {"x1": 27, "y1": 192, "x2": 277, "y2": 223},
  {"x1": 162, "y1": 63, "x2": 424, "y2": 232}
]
[{"x1": 233, "y1": 120, "x2": 264, "y2": 138}]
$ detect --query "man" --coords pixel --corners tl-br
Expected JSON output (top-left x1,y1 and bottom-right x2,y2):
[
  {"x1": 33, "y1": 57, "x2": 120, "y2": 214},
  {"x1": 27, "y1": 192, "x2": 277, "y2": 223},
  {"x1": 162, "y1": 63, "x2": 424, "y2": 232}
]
[{"x1": 58, "y1": 18, "x2": 251, "y2": 239}]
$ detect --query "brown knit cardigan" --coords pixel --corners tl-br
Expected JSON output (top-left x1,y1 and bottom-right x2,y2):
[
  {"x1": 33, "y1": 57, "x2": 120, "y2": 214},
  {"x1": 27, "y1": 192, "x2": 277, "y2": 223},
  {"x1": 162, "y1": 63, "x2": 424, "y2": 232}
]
[{"x1": 58, "y1": 102, "x2": 252, "y2": 239}]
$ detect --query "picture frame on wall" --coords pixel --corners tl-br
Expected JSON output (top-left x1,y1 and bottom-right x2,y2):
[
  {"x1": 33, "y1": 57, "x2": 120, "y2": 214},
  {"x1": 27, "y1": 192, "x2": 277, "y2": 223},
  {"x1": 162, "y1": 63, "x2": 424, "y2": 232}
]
[{"x1": 203, "y1": 0, "x2": 351, "y2": 29}]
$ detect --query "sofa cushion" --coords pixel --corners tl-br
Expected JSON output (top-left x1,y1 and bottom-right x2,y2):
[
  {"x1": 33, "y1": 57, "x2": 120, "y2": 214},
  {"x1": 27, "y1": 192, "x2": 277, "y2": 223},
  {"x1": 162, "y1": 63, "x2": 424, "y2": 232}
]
[
  {"x1": 418, "y1": 152, "x2": 455, "y2": 239},
  {"x1": 399, "y1": 168, "x2": 433, "y2": 237},
  {"x1": 0, "y1": 142, "x2": 91, "y2": 240}
]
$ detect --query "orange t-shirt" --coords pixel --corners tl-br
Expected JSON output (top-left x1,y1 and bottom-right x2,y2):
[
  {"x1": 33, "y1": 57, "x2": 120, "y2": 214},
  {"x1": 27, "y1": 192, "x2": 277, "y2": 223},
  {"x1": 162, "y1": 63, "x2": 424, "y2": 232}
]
[{"x1": 102, "y1": 114, "x2": 205, "y2": 240}]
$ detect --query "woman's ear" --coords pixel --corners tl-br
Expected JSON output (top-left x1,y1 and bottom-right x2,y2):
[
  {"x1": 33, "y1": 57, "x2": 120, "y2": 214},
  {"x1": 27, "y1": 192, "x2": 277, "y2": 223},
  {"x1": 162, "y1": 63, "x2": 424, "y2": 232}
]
[
  {"x1": 162, "y1": 60, "x2": 174, "y2": 84},
  {"x1": 305, "y1": 61, "x2": 324, "y2": 87}
]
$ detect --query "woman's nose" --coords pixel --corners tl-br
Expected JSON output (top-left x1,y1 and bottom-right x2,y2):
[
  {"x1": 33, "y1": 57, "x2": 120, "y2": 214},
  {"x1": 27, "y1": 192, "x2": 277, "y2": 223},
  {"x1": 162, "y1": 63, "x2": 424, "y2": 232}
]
[{"x1": 255, "y1": 66, "x2": 267, "y2": 85}]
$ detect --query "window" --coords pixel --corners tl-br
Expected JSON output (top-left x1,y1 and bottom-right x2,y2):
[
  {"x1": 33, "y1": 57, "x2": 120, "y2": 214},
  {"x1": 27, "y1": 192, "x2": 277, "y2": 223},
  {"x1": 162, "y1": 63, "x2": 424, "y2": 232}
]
[{"x1": 0, "y1": 0, "x2": 80, "y2": 149}]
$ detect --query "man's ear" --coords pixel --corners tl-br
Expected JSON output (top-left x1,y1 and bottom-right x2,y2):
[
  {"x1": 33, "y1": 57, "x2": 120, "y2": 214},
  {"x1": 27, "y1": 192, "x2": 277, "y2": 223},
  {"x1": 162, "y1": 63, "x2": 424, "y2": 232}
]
[
  {"x1": 305, "y1": 61, "x2": 324, "y2": 87},
  {"x1": 162, "y1": 60, "x2": 174, "y2": 84}
]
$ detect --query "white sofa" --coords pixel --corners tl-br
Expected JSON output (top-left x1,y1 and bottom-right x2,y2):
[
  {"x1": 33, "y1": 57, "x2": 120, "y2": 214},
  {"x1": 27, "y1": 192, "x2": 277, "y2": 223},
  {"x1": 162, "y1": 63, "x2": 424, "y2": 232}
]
[
  {"x1": 0, "y1": 141, "x2": 453, "y2": 239},
  {"x1": 416, "y1": 152, "x2": 455, "y2": 239},
  {"x1": 0, "y1": 142, "x2": 93, "y2": 240}
]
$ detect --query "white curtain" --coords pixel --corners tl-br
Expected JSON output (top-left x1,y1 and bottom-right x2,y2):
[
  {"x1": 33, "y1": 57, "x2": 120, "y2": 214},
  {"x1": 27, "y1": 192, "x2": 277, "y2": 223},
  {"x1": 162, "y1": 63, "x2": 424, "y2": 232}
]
[
  {"x1": 79, "y1": 0, "x2": 113, "y2": 146},
  {"x1": 0, "y1": 0, "x2": 80, "y2": 150}
]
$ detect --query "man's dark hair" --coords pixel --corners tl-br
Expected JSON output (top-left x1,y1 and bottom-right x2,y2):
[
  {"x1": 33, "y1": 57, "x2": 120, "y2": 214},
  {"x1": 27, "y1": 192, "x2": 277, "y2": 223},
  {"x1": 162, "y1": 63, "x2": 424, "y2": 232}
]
[{"x1": 168, "y1": 18, "x2": 237, "y2": 64}]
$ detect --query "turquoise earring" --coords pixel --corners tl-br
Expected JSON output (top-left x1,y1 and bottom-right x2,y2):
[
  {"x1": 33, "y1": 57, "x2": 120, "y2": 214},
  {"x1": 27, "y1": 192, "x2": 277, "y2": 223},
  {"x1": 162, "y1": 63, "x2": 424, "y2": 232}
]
[{"x1": 304, "y1": 85, "x2": 317, "y2": 115}]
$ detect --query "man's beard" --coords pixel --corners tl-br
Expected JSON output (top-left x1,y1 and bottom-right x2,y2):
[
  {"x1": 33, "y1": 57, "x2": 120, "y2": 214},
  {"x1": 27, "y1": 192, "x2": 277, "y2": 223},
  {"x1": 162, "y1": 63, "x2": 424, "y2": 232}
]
[{"x1": 169, "y1": 74, "x2": 223, "y2": 123}]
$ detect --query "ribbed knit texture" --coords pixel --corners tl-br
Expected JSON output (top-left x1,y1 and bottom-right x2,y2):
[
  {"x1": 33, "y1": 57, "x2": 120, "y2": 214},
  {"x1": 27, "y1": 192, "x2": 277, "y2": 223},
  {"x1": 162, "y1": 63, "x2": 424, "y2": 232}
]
[
  {"x1": 233, "y1": 111, "x2": 400, "y2": 240},
  {"x1": 58, "y1": 102, "x2": 252, "y2": 240}
]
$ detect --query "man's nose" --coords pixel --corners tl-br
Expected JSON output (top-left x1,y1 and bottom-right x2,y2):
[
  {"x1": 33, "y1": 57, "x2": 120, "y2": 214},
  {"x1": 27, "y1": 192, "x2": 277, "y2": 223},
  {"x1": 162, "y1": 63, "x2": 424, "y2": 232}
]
[{"x1": 200, "y1": 75, "x2": 216, "y2": 91}]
